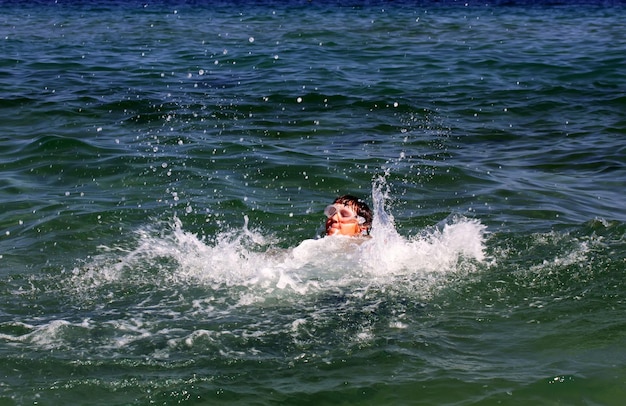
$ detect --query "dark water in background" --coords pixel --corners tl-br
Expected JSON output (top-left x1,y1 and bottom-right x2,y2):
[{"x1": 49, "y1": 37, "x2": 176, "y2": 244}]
[{"x1": 1, "y1": 1, "x2": 625, "y2": 404}]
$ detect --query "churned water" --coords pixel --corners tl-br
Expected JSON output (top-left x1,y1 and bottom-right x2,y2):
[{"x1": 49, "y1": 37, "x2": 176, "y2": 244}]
[{"x1": 1, "y1": 1, "x2": 625, "y2": 404}]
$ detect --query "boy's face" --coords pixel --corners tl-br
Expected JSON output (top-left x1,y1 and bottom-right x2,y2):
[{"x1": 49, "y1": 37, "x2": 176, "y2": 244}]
[{"x1": 324, "y1": 203, "x2": 362, "y2": 236}]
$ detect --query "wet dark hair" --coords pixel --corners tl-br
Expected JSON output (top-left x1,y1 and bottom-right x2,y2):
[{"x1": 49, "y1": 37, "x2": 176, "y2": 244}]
[{"x1": 333, "y1": 194, "x2": 373, "y2": 233}]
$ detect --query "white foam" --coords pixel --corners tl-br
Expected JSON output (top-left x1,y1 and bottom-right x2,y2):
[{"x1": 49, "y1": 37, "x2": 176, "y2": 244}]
[
  {"x1": 10, "y1": 178, "x2": 489, "y2": 354},
  {"x1": 0, "y1": 319, "x2": 93, "y2": 350},
  {"x1": 104, "y1": 318, "x2": 152, "y2": 349},
  {"x1": 68, "y1": 177, "x2": 487, "y2": 304}
]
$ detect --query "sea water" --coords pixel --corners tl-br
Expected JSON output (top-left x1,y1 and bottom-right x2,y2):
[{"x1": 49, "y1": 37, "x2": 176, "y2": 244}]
[{"x1": 1, "y1": 1, "x2": 625, "y2": 405}]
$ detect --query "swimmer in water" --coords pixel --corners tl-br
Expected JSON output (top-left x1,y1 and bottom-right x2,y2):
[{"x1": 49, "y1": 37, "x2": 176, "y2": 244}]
[{"x1": 324, "y1": 195, "x2": 373, "y2": 237}]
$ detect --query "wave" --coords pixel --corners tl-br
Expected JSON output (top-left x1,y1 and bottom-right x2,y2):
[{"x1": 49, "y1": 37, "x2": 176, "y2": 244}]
[
  {"x1": 0, "y1": 177, "x2": 488, "y2": 361},
  {"x1": 66, "y1": 177, "x2": 487, "y2": 301}
]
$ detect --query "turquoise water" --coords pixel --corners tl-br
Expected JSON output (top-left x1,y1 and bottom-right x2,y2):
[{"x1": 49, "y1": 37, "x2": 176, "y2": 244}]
[{"x1": 1, "y1": 1, "x2": 625, "y2": 404}]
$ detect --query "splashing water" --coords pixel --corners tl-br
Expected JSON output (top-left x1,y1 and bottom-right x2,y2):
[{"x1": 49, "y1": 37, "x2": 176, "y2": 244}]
[
  {"x1": 70, "y1": 176, "x2": 487, "y2": 302},
  {"x1": 3, "y1": 175, "x2": 491, "y2": 379}
]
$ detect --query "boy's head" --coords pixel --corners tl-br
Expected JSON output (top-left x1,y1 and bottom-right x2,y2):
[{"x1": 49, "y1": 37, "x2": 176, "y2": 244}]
[{"x1": 324, "y1": 195, "x2": 372, "y2": 237}]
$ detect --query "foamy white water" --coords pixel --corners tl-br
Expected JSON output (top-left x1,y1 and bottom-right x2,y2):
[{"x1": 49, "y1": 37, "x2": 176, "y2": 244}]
[
  {"x1": 0, "y1": 178, "x2": 490, "y2": 364},
  {"x1": 70, "y1": 178, "x2": 487, "y2": 303}
]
